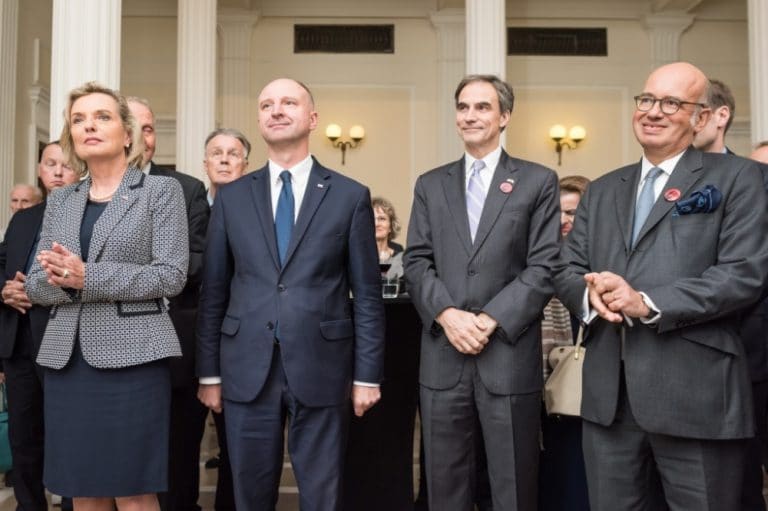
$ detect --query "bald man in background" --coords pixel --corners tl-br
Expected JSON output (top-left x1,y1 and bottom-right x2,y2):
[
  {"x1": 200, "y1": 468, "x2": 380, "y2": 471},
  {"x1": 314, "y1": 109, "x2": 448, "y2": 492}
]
[
  {"x1": 127, "y1": 97, "x2": 234, "y2": 511},
  {"x1": 9, "y1": 184, "x2": 41, "y2": 215}
]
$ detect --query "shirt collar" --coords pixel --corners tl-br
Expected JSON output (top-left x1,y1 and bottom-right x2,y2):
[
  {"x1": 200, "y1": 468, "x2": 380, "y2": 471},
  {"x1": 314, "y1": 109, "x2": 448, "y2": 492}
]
[
  {"x1": 140, "y1": 161, "x2": 152, "y2": 175},
  {"x1": 465, "y1": 146, "x2": 502, "y2": 176},
  {"x1": 640, "y1": 149, "x2": 686, "y2": 180},
  {"x1": 268, "y1": 154, "x2": 313, "y2": 184}
]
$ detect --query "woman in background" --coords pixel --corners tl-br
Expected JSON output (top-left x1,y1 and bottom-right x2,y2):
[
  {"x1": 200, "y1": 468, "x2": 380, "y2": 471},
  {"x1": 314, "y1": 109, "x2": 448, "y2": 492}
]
[
  {"x1": 539, "y1": 175, "x2": 591, "y2": 511},
  {"x1": 372, "y1": 196, "x2": 404, "y2": 280},
  {"x1": 25, "y1": 82, "x2": 188, "y2": 511}
]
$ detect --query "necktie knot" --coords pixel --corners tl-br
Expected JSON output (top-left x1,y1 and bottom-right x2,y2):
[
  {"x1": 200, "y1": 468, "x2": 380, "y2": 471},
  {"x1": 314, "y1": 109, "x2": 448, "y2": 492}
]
[
  {"x1": 471, "y1": 159, "x2": 485, "y2": 175},
  {"x1": 280, "y1": 170, "x2": 292, "y2": 185},
  {"x1": 646, "y1": 166, "x2": 663, "y2": 182}
]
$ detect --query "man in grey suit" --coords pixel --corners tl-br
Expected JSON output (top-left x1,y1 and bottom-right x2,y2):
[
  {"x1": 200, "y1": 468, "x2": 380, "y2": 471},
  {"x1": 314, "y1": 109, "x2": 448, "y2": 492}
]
[
  {"x1": 404, "y1": 75, "x2": 561, "y2": 511},
  {"x1": 554, "y1": 62, "x2": 768, "y2": 510}
]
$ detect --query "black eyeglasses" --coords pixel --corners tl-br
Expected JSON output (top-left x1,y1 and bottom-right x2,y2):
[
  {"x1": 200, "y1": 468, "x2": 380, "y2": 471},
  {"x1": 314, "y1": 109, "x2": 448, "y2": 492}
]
[{"x1": 634, "y1": 95, "x2": 708, "y2": 115}]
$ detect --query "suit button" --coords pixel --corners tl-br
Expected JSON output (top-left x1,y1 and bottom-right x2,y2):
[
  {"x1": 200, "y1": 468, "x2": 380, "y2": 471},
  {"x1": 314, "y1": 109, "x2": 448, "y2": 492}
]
[
  {"x1": 267, "y1": 322, "x2": 274, "y2": 331},
  {"x1": 277, "y1": 284, "x2": 286, "y2": 292}
]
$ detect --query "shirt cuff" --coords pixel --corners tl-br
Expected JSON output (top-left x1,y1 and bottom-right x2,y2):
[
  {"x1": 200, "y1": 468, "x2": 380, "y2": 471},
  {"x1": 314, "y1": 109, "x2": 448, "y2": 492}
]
[
  {"x1": 581, "y1": 288, "x2": 599, "y2": 324},
  {"x1": 353, "y1": 381, "x2": 380, "y2": 388},
  {"x1": 638, "y1": 292, "x2": 661, "y2": 325},
  {"x1": 199, "y1": 376, "x2": 221, "y2": 385}
]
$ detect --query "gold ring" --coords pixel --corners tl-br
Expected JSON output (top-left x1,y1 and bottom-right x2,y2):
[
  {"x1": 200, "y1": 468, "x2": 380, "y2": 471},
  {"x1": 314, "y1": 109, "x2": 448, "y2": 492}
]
[{"x1": 62, "y1": 269, "x2": 70, "y2": 279}]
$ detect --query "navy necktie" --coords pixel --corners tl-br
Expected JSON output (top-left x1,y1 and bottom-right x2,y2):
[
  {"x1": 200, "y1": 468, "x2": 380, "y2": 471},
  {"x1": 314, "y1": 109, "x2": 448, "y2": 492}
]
[
  {"x1": 632, "y1": 166, "x2": 663, "y2": 246},
  {"x1": 275, "y1": 170, "x2": 294, "y2": 266}
]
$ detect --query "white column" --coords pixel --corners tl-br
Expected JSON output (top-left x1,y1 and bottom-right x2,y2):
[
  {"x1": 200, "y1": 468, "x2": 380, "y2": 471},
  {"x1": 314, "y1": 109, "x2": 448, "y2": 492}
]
[
  {"x1": 465, "y1": 0, "x2": 505, "y2": 77},
  {"x1": 50, "y1": 0, "x2": 121, "y2": 137},
  {"x1": 431, "y1": 9, "x2": 466, "y2": 159},
  {"x1": 0, "y1": 0, "x2": 17, "y2": 227},
  {"x1": 748, "y1": 0, "x2": 768, "y2": 144},
  {"x1": 219, "y1": 10, "x2": 258, "y2": 135},
  {"x1": 176, "y1": 0, "x2": 217, "y2": 180},
  {"x1": 642, "y1": 13, "x2": 694, "y2": 70}
]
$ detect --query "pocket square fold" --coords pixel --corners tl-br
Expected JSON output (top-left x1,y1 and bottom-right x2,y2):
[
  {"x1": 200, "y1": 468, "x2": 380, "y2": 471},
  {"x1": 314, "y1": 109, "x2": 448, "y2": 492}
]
[{"x1": 674, "y1": 185, "x2": 722, "y2": 215}]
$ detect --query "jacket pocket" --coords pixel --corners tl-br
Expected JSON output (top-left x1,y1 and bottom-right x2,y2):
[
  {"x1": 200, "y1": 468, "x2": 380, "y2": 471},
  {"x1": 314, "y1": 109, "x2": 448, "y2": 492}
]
[
  {"x1": 680, "y1": 323, "x2": 739, "y2": 356},
  {"x1": 116, "y1": 300, "x2": 164, "y2": 317},
  {"x1": 319, "y1": 318, "x2": 354, "y2": 341},
  {"x1": 221, "y1": 315, "x2": 240, "y2": 336}
]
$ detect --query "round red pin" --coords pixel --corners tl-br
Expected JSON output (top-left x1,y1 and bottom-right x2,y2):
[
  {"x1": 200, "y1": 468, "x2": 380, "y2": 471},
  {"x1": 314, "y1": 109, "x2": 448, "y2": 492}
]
[
  {"x1": 500, "y1": 182, "x2": 513, "y2": 194},
  {"x1": 664, "y1": 188, "x2": 681, "y2": 202}
]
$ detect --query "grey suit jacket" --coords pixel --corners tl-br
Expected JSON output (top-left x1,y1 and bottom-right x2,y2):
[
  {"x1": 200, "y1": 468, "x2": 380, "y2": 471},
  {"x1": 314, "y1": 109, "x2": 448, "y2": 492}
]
[
  {"x1": 554, "y1": 147, "x2": 768, "y2": 440},
  {"x1": 26, "y1": 167, "x2": 188, "y2": 370},
  {"x1": 404, "y1": 150, "x2": 561, "y2": 395}
]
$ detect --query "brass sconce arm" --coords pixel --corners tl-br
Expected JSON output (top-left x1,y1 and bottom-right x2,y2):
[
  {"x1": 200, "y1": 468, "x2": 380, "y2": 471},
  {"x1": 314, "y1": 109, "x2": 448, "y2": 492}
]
[{"x1": 326, "y1": 124, "x2": 365, "y2": 165}]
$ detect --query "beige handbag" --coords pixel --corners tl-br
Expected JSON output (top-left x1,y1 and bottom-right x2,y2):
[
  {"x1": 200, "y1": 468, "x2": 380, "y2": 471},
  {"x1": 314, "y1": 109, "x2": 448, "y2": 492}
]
[{"x1": 543, "y1": 329, "x2": 585, "y2": 417}]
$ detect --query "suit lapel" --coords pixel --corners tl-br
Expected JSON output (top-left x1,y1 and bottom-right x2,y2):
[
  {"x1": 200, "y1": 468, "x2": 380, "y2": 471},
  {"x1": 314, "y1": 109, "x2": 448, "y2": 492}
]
[
  {"x1": 250, "y1": 166, "x2": 281, "y2": 271},
  {"x1": 615, "y1": 163, "x2": 642, "y2": 253},
  {"x1": 282, "y1": 160, "x2": 331, "y2": 270},
  {"x1": 470, "y1": 151, "x2": 518, "y2": 257},
  {"x1": 633, "y1": 147, "x2": 703, "y2": 247},
  {"x1": 87, "y1": 168, "x2": 141, "y2": 261},
  {"x1": 441, "y1": 158, "x2": 472, "y2": 255}
]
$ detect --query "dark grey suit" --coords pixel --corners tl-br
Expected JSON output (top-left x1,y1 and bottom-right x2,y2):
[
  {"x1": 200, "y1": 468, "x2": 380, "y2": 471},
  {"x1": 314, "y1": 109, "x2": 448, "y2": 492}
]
[
  {"x1": 554, "y1": 147, "x2": 768, "y2": 510},
  {"x1": 404, "y1": 150, "x2": 560, "y2": 510}
]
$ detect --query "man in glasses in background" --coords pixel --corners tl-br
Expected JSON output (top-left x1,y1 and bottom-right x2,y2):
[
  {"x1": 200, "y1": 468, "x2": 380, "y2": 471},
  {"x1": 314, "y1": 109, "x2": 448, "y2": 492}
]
[{"x1": 555, "y1": 62, "x2": 768, "y2": 510}]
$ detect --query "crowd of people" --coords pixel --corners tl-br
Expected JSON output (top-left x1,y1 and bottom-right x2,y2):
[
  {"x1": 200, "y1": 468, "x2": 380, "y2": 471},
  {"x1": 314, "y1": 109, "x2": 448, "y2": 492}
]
[{"x1": 1, "y1": 60, "x2": 768, "y2": 511}]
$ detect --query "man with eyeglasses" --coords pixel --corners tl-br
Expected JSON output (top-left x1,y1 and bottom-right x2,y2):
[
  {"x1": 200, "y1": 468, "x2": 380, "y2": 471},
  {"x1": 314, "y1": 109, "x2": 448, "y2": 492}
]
[
  {"x1": 203, "y1": 128, "x2": 251, "y2": 206},
  {"x1": 554, "y1": 62, "x2": 768, "y2": 510}
]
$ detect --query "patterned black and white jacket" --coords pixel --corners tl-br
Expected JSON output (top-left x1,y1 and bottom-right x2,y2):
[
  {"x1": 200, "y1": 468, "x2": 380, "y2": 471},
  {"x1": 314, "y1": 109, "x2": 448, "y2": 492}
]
[{"x1": 26, "y1": 167, "x2": 188, "y2": 370}]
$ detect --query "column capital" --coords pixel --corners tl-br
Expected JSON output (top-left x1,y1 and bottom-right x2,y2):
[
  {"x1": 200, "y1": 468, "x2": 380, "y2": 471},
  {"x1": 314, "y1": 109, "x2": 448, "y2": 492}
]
[
  {"x1": 429, "y1": 8, "x2": 464, "y2": 28},
  {"x1": 642, "y1": 12, "x2": 695, "y2": 68},
  {"x1": 218, "y1": 8, "x2": 260, "y2": 31}
]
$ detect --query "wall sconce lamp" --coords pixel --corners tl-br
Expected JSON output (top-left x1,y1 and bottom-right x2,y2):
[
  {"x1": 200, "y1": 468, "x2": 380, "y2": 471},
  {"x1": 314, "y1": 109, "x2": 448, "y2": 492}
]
[
  {"x1": 549, "y1": 125, "x2": 586, "y2": 166},
  {"x1": 325, "y1": 124, "x2": 365, "y2": 165}
]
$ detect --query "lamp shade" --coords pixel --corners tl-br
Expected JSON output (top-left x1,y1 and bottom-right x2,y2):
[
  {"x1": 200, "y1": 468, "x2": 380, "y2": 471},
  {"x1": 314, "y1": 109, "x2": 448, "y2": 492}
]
[
  {"x1": 569, "y1": 125, "x2": 586, "y2": 142},
  {"x1": 325, "y1": 124, "x2": 342, "y2": 139},
  {"x1": 549, "y1": 124, "x2": 567, "y2": 140},
  {"x1": 349, "y1": 125, "x2": 365, "y2": 140}
]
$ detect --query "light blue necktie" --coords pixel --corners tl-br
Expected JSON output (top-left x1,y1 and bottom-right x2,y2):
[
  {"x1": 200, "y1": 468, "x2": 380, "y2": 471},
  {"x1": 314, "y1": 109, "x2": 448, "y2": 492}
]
[
  {"x1": 466, "y1": 159, "x2": 487, "y2": 242},
  {"x1": 632, "y1": 166, "x2": 663, "y2": 246},
  {"x1": 275, "y1": 170, "x2": 294, "y2": 266}
]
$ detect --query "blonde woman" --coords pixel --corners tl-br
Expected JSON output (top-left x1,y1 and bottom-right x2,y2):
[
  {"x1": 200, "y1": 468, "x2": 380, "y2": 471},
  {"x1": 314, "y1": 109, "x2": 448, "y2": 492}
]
[{"x1": 25, "y1": 82, "x2": 188, "y2": 511}]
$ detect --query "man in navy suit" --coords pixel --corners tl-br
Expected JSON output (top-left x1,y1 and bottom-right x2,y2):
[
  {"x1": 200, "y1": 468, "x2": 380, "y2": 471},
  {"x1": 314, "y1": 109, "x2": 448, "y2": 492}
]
[
  {"x1": 197, "y1": 78, "x2": 385, "y2": 510},
  {"x1": 0, "y1": 141, "x2": 79, "y2": 511}
]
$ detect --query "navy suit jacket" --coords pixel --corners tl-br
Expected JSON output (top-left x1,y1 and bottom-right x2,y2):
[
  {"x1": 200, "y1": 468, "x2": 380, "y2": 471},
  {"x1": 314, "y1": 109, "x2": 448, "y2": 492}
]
[
  {"x1": 196, "y1": 158, "x2": 385, "y2": 407},
  {"x1": 0, "y1": 203, "x2": 49, "y2": 359}
]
